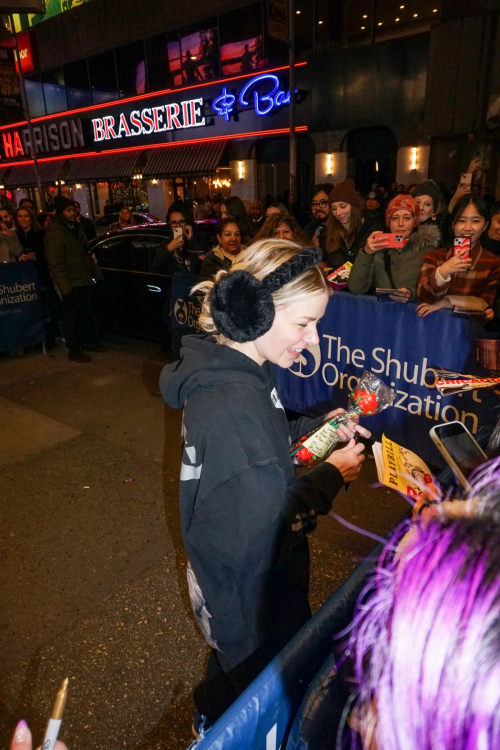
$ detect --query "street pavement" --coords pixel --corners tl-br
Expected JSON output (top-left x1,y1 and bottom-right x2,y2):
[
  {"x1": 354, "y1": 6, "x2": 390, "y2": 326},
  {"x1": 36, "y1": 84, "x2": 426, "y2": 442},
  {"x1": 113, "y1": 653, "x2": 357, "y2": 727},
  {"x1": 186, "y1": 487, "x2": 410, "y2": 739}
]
[{"x1": 0, "y1": 339, "x2": 409, "y2": 749}]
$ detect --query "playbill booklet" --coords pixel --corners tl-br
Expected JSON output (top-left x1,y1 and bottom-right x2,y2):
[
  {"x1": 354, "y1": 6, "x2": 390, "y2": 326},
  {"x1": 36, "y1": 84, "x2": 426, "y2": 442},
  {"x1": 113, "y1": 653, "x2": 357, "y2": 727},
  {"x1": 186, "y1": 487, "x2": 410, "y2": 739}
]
[{"x1": 373, "y1": 434, "x2": 436, "y2": 499}]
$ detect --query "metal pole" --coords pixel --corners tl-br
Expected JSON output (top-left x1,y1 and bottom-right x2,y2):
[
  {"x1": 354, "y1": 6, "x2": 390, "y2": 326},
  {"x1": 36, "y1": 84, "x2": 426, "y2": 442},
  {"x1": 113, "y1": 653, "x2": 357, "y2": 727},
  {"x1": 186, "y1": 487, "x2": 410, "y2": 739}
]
[
  {"x1": 10, "y1": 15, "x2": 46, "y2": 210},
  {"x1": 288, "y1": 0, "x2": 297, "y2": 200}
]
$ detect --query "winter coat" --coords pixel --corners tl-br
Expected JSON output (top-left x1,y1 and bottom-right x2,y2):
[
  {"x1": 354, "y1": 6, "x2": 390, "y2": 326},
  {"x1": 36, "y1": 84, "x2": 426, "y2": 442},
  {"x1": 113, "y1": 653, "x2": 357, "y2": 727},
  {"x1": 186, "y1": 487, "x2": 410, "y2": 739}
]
[
  {"x1": 44, "y1": 215, "x2": 101, "y2": 297},
  {"x1": 160, "y1": 335, "x2": 344, "y2": 668},
  {"x1": 0, "y1": 229, "x2": 22, "y2": 263},
  {"x1": 17, "y1": 227, "x2": 52, "y2": 287},
  {"x1": 323, "y1": 211, "x2": 386, "y2": 270},
  {"x1": 348, "y1": 223, "x2": 441, "y2": 300},
  {"x1": 199, "y1": 245, "x2": 234, "y2": 281},
  {"x1": 151, "y1": 231, "x2": 204, "y2": 276}
]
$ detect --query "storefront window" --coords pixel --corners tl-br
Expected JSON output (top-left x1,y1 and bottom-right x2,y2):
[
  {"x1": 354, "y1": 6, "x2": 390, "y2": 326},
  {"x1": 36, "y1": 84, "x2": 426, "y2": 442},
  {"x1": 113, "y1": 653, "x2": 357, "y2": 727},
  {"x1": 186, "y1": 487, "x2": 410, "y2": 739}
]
[
  {"x1": 115, "y1": 40, "x2": 146, "y2": 98},
  {"x1": 179, "y1": 18, "x2": 219, "y2": 84},
  {"x1": 24, "y1": 73, "x2": 45, "y2": 117},
  {"x1": 374, "y1": 0, "x2": 442, "y2": 41},
  {"x1": 64, "y1": 58, "x2": 92, "y2": 109},
  {"x1": 88, "y1": 50, "x2": 118, "y2": 104},
  {"x1": 145, "y1": 32, "x2": 177, "y2": 92},
  {"x1": 219, "y1": 3, "x2": 264, "y2": 77},
  {"x1": 41, "y1": 68, "x2": 67, "y2": 114}
]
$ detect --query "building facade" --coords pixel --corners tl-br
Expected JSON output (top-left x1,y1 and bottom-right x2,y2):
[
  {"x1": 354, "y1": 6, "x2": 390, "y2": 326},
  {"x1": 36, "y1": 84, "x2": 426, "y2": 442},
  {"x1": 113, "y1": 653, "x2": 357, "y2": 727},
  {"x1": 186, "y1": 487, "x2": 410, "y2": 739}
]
[{"x1": 0, "y1": 0, "x2": 498, "y2": 214}]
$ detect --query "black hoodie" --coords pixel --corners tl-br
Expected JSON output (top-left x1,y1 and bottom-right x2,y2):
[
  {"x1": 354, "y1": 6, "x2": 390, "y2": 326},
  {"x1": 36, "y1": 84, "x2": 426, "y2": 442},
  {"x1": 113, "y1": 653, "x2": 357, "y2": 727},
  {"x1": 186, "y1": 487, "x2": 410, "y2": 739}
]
[{"x1": 160, "y1": 335, "x2": 344, "y2": 670}]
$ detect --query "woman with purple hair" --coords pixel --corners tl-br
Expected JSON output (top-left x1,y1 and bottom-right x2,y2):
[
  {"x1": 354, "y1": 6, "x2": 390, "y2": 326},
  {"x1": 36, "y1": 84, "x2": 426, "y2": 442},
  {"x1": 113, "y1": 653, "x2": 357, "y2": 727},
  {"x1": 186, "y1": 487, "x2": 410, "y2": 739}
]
[{"x1": 348, "y1": 459, "x2": 500, "y2": 750}]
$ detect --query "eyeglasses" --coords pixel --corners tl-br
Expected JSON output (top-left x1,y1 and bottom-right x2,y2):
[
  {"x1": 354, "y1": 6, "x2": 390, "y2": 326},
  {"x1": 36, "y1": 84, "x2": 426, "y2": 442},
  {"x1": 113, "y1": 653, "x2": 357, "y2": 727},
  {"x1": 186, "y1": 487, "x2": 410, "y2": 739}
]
[
  {"x1": 311, "y1": 200, "x2": 328, "y2": 209},
  {"x1": 169, "y1": 220, "x2": 186, "y2": 227}
]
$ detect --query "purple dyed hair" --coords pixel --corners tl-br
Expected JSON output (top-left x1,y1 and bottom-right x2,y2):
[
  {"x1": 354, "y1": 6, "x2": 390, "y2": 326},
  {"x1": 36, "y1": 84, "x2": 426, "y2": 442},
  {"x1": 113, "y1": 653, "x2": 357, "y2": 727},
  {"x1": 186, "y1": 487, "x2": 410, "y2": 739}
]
[{"x1": 349, "y1": 458, "x2": 500, "y2": 750}]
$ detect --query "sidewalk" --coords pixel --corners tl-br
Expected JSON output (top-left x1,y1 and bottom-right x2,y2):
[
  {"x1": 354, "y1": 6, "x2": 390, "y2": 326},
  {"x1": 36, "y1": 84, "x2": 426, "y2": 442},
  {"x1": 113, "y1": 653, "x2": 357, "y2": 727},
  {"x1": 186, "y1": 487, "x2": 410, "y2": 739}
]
[{"x1": 0, "y1": 339, "x2": 408, "y2": 749}]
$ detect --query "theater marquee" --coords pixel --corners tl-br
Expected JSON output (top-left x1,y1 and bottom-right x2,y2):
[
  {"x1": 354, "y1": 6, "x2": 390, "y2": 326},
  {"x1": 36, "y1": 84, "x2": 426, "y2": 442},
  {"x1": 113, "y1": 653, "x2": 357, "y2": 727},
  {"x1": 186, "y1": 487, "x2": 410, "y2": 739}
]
[{"x1": 0, "y1": 64, "x2": 307, "y2": 165}]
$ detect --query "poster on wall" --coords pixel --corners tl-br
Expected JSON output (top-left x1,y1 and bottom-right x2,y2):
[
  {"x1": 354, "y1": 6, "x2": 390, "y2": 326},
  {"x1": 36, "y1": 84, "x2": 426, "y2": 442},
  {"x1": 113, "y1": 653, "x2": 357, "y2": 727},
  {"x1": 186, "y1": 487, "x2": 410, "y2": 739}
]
[{"x1": 180, "y1": 25, "x2": 219, "y2": 84}]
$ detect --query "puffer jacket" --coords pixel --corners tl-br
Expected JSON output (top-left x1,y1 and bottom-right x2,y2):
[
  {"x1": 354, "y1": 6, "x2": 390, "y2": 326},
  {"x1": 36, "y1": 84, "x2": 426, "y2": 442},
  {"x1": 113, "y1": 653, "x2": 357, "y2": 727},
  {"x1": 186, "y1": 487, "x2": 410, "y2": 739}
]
[
  {"x1": 348, "y1": 224, "x2": 440, "y2": 300},
  {"x1": 44, "y1": 215, "x2": 101, "y2": 297},
  {"x1": 199, "y1": 245, "x2": 234, "y2": 281}
]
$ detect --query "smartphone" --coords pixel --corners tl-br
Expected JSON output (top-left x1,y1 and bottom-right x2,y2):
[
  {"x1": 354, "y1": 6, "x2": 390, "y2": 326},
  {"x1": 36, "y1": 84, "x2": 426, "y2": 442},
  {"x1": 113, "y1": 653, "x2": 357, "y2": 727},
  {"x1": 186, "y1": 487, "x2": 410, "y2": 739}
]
[
  {"x1": 378, "y1": 232, "x2": 407, "y2": 249},
  {"x1": 454, "y1": 236, "x2": 471, "y2": 259},
  {"x1": 376, "y1": 287, "x2": 407, "y2": 299},
  {"x1": 429, "y1": 421, "x2": 487, "y2": 488},
  {"x1": 473, "y1": 149, "x2": 483, "y2": 162},
  {"x1": 173, "y1": 227, "x2": 183, "y2": 241},
  {"x1": 460, "y1": 173, "x2": 472, "y2": 189},
  {"x1": 452, "y1": 307, "x2": 488, "y2": 319}
]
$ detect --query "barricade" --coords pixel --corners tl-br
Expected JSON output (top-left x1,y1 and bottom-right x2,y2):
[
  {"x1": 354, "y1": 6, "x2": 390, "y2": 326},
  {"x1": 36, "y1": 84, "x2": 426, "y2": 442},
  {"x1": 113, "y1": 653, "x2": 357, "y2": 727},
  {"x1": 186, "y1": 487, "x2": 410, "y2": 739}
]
[
  {"x1": 275, "y1": 292, "x2": 497, "y2": 465},
  {"x1": 192, "y1": 551, "x2": 377, "y2": 750},
  {"x1": 0, "y1": 263, "x2": 44, "y2": 352}
]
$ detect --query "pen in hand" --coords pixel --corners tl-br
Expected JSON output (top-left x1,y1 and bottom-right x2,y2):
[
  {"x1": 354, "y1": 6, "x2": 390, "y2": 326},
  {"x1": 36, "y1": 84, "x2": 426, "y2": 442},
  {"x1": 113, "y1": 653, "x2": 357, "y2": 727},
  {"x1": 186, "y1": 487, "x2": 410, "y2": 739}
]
[{"x1": 42, "y1": 677, "x2": 68, "y2": 750}]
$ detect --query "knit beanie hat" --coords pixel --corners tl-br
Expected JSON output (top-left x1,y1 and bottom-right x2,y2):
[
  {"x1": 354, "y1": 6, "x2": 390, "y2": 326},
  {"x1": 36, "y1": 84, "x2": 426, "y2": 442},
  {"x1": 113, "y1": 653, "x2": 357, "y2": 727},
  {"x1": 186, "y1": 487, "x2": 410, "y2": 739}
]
[
  {"x1": 410, "y1": 180, "x2": 441, "y2": 212},
  {"x1": 54, "y1": 195, "x2": 75, "y2": 215},
  {"x1": 367, "y1": 190, "x2": 383, "y2": 207},
  {"x1": 329, "y1": 180, "x2": 363, "y2": 208},
  {"x1": 385, "y1": 194, "x2": 421, "y2": 227}
]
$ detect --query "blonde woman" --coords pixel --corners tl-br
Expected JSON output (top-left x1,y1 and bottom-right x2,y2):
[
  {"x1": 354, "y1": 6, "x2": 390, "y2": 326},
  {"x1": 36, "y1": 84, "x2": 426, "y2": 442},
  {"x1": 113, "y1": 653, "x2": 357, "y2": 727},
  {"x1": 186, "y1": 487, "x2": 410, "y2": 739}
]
[{"x1": 160, "y1": 240, "x2": 370, "y2": 733}]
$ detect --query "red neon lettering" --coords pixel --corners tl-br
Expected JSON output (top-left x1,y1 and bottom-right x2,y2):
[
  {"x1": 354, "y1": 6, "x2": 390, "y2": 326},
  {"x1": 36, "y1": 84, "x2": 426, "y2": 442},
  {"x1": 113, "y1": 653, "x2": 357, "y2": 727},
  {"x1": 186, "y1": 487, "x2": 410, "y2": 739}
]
[
  {"x1": 130, "y1": 110, "x2": 142, "y2": 135},
  {"x1": 152, "y1": 106, "x2": 166, "y2": 132},
  {"x1": 166, "y1": 103, "x2": 182, "y2": 130},
  {"x1": 141, "y1": 108, "x2": 154, "y2": 134},
  {"x1": 118, "y1": 113, "x2": 131, "y2": 137},
  {"x1": 13, "y1": 132, "x2": 24, "y2": 156},
  {"x1": 2, "y1": 132, "x2": 13, "y2": 158},
  {"x1": 103, "y1": 116, "x2": 117, "y2": 140},
  {"x1": 92, "y1": 119, "x2": 105, "y2": 141},
  {"x1": 181, "y1": 101, "x2": 190, "y2": 128},
  {"x1": 189, "y1": 98, "x2": 205, "y2": 127}
]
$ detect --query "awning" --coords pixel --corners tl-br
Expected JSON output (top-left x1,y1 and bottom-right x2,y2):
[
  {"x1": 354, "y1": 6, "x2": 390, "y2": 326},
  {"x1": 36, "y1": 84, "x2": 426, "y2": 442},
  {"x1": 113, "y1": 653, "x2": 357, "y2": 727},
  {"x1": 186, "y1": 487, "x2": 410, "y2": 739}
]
[
  {"x1": 64, "y1": 150, "x2": 143, "y2": 182},
  {"x1": 143, "y1": 140, "x2": 227, "y2": 178},
  {"x1": 4, "y1": 160, "x2": 67, "y2": 187}
]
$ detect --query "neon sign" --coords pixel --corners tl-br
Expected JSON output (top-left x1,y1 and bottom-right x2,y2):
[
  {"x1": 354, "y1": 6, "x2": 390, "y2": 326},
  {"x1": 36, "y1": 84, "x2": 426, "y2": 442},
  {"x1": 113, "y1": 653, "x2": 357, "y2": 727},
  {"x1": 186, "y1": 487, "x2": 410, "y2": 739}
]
[
  {"x1": 212, "y1": 73, "x2": 294, "y2": 121},
  {"x1": 92, "y1": 97, "x2": 205, "y2": 142}
]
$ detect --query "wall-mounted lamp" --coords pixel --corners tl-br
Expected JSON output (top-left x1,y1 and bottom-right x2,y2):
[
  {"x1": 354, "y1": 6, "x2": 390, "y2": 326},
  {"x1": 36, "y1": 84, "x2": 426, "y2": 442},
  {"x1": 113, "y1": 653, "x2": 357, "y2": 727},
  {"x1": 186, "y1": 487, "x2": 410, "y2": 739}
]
[
  {"x1": 238, "y1": 160, "x2": 244, "y2": 180},
  {"x1": 326, "y1": 153, "x2": 333, "y2": 175},
  {"x1": 75, "y1": 183, "x2": 82, "y2": 189},
  {"x1": 375, "y1": 161, "x2": 379, "y2": 172},
  {"x1": 411, "y1": 147, "x2": 418, "y2": 171},
  {"x1": 133, "y1": 173, "x2": 143, "y2": 181},
  {"x1": 151, "y1": 179, "x2": 158, "y2": 185}
]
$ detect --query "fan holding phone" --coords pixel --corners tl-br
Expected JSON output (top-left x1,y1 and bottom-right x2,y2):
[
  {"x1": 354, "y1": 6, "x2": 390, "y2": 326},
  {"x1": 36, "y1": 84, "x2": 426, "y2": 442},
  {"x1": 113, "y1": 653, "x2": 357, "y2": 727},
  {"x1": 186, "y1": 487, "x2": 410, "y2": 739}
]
[
  {"x1": 416, "y1": 196, "x2": 500, "y2": 318},
  {"x1": 348, "y1": 194, "x2": 440, "y2": 302}
]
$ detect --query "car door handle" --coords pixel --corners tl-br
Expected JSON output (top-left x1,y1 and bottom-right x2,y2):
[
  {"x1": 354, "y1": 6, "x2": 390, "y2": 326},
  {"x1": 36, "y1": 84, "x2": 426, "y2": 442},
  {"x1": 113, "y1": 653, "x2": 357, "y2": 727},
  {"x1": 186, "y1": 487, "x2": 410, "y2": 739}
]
[{"x1": 146, "y1": 284, "x2": 162, "y2": 292}]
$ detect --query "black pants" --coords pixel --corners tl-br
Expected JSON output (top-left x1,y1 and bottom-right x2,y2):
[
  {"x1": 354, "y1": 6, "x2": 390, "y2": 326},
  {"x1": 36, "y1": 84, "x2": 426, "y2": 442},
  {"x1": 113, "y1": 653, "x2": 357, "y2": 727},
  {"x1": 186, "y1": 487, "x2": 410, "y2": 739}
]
[{"x1": 62, "y1": 285, "x2": 100, "y2": 354}]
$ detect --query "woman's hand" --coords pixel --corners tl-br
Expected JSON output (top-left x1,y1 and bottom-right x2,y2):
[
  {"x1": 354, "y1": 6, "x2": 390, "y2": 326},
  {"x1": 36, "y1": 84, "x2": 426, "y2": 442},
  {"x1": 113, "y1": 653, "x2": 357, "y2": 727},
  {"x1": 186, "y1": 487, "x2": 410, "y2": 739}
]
[
  {"x1": 11, "y1": 720, "x2": 68, "y2": 750},
  {"x1": 183, "y1": 225, "x2": 193, "y2": 241},
  {"x1": 451, "y1": 183, "x2": 471, "y2": 205},
  {"x1": 389, "y1": 288, "x2": 411, "y2": 303},
  {"x1": 323, "y1": 408, "x2": 371, "y2": 443},
  {"x1": 467, "y1": 156, "x2": 482, "y2": 174},
  {"x1": 167, "y1": 235, "x2": 184, "y2": 252},
  {"x1": 485, "y1": 307, "x2": 495, "y2": 321},
  {"x1": 364, "y1": 231, "x2": 389, "y2": 255},
  {"x1": 326, "y1": 438, "x2": 366, "y2": 483},
  {"x1": 19, "y1": 252, "x2": 36, "y2": 262},
  {"x1": 439, "y1": 250, "x2": 469, "y2": 278},
  {"x1": 416, "y1": 299, "x2": 450, "y2": 318}
]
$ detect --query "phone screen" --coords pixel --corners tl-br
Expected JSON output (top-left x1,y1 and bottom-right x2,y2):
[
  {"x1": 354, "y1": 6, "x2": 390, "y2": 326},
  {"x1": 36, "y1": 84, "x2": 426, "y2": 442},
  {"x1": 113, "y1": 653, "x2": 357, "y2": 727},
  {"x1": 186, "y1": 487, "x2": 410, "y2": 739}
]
[{"x1": 434, "y1": 422, "x2": 486, "y2": 479}]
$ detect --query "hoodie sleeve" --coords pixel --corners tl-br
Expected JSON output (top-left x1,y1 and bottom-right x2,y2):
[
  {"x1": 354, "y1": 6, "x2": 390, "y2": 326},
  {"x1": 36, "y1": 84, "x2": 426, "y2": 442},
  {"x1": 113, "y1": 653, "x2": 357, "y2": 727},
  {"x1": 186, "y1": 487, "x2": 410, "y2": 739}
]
[{"x1": 191, "y1": 459, "x2": 343, "y2": 574}]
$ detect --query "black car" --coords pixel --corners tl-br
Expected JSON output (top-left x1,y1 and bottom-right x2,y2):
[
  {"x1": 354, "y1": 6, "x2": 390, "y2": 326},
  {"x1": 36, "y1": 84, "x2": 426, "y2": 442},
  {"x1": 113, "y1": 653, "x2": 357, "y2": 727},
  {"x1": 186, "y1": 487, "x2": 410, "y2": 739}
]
[
  {"x1": 90, "y1": 221, "x2": 218, "y2": 341},
  {"x1": 94, "y1": 211, "x2": 159, "y2": 236}
]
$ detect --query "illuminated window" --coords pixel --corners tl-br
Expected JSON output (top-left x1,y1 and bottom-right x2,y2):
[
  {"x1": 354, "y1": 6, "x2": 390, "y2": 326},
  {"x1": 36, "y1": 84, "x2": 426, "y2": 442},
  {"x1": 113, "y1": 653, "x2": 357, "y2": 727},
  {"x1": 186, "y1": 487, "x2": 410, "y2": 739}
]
[
  {"x1": 179, "y1": 18, "x2": 219, "y2": 84},
  {"x1": 220, "y1": 3, "x2": 263, "y2": 76}
]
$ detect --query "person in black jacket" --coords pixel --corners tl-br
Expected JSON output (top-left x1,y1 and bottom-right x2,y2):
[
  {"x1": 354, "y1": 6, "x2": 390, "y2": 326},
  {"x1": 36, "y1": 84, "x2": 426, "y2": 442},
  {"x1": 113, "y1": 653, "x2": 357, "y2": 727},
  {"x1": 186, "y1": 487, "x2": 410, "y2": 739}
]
[
  {"x1": 15, "y1": 205, "x2": 61, "y2": 347},
  {"x1": 199, "y1": 218, "x2": 242, "y2": 281},
  {"x1": 160, "y1": 239, "x2": 369, "y2": 731},
  {"x1": 323, "y1": 180, "x2": 385, "y2": 269},
  {"x1": 74, "y1": 201, "x2": 97, "y2": 242},
  {"x1": 152, "y1": 203, "x2": 205, "y2": 276}
]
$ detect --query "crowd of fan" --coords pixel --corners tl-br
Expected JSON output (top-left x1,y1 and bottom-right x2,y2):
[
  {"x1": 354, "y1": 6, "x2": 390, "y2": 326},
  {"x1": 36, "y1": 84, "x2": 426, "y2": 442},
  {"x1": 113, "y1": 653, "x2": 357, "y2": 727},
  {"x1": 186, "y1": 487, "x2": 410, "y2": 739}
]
[{"x1": 163, "y1": 157, "x2": 500, "y2": 327}]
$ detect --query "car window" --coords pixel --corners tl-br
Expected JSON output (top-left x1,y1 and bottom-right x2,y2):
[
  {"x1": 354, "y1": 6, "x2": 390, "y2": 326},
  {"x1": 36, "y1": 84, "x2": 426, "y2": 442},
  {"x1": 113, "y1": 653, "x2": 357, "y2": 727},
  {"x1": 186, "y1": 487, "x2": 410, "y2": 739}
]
[
  {"x1": 95, "y1": 214, "x2": 117, "y2": 227},
  {"x1": 95, "y1": 234, "x2": 151, "y2": 271}
]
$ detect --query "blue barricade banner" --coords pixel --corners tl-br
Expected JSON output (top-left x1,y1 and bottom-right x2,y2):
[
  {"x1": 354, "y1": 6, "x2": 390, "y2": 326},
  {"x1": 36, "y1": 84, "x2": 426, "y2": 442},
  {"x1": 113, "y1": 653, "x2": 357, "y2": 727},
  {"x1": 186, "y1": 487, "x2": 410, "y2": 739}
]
[
  {"x1": 275, "y1": 292, "x2": 497, "y2": 466},
  {"x1": 0, "y1": 263, "x2": 44, "y2": 352},
  {"x1": 169, "y1": 272, "x2": 201, "y2": 358}
]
